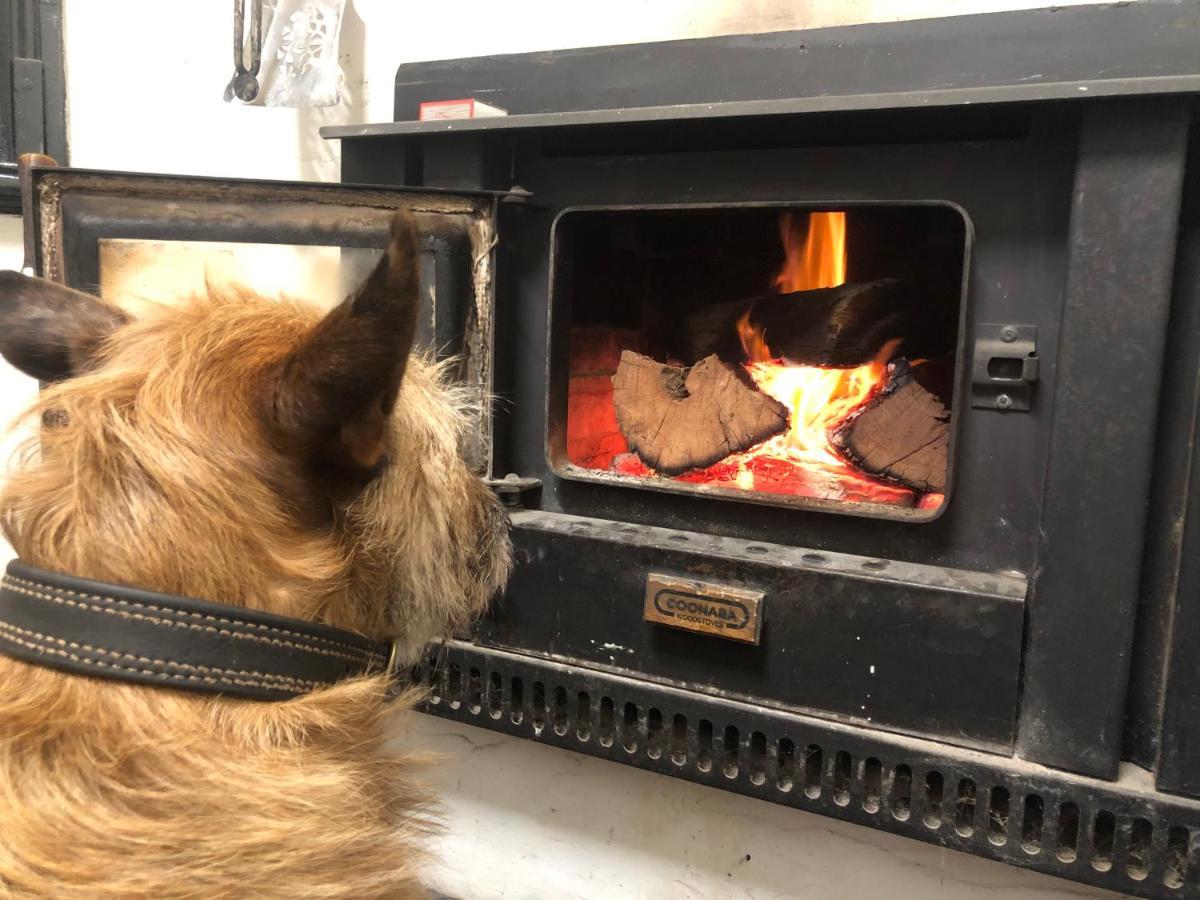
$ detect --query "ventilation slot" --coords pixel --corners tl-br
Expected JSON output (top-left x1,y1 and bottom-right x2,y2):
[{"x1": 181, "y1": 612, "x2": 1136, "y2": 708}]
[
  {"x1": 804, "y1": 745, "x2": 823, "y2": 799},
  {"x1": 862, "y1": 758, "x2": 882, "y2": 814},
  {"x1": 531, "y1": 681, "x2": 546, "y2": 734},
  {"x1": 467, "y1": 667, "x2": 482, "y2": 714},
  {"x1": 1165, "y1": 826, "x2": 1190, "y2": 889},
  {"x1": 551, "y1": 686, "x2": 569, "y2": 735},
  {"x1": 576, "y1": 692, "x2": 592, "y2": 742},
  {"x1": 427, "y1": 655, "x2": 443, "y2": 705},
  {"x1": 447, "y1": 663, "x2": 462, "y2": 709},
  {"x1": 723, "y1": 726, "x2": 740, "y2": 779},
  {"x1": 891, "y1": 765, "x2": 912, "y2": 821},
  {"x1": 1127, "y1": 817, "x2": 1153, "y2": 881},
  {"x1": 777, "y1": 738, "x2": 795, "y2": 793},
  {"x1": 923, "y1": 771, "x2": 944, "y2": 829},
  {"x1": 622, "y1": 702, "x2": 639, "y2": 753},
  {"x1": 1056, "y1": 802, "x2": 1079, "y2": 863},
  {"x1": 956, "y1": 779, "x2": 976, "y2": 837},
  {"x1": 988, "y1": 786, "x2": 1010, "y2": 846},
  {"x1": 1021, "y1": 794, "x2": 1044, "y2": 854},
  {"x1": 1091, "y1": 810, "x2": 1115, "y2": 872},
  {"x1": 487, "y1": 672, "x2": 503, "y2": 720},
  {"x1": 671, "y1": 714, "x2": 688, "y2": 766},
  {"x1": 833, "y1": 752, "x2": 852, "y2": 806},
  {"x1": 598, "y1": 696, "x2": 615, "y2": 747},
  {"x1": 749, "y1": 731, "x2": 767, "y2": 785},
  {"x1": 647, "y1": 708, "x2": 664, "y2": 759},
  {"x1": 510, "y1": 677, "x2": 524, "y2": 724},
  {"x1": 697, "y1": 719, "x2": 714, "y2": 773}
]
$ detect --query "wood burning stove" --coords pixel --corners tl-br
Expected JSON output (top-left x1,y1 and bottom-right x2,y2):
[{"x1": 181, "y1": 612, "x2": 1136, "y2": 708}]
[
  {"x1": 323, "y1": 5, "x2": 1200, "y2": 896},
  {"x1": 22, "y1": 4, "x2": 1200, "y2": 896}
]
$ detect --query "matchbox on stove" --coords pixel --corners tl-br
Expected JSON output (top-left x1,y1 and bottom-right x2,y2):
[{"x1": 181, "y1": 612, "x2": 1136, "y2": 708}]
[
  {"x1": 418, "y1": 98, "x2": 508, "y2": 120},
  {"x1": 23, "y1": 4, "x2": 1200, "y2": 896}
]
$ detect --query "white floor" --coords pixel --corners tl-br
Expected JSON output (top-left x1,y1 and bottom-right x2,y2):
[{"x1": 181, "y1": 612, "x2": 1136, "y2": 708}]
[{"x1": 392, "y1": 713, "x2": 1123, "y2": 900}]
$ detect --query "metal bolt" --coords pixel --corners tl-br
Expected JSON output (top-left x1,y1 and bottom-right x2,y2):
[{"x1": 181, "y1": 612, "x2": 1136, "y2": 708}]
[
  {"x1": 996, "y1": 394, "x2": 1013, "y2": 410},
  {"x1": 1000, "y1": 325, "x2": 1019, "y2": 343}
]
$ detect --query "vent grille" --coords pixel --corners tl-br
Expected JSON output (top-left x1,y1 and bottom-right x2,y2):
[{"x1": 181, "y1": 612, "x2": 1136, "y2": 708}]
[{"x1": 418, "y1": 642, "x2": 1200, "y2": 898}]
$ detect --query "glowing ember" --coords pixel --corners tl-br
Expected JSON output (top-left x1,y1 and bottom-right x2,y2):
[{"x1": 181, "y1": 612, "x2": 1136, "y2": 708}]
[
  {"x1": 744, "y1": 341, "x2": 895, "y2": 470},
  {"x1": 709, "y1": 210, "x2": 911, "y2": 504}
]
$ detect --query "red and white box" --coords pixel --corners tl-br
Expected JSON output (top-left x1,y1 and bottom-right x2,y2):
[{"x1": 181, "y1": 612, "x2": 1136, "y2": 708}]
[{"x1": 418, "y1": 98, "x2": 509, "y2": 121}]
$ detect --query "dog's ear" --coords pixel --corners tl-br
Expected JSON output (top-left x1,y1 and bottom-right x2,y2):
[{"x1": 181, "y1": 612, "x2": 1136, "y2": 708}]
[
  {"x1": 0, "y1": 271, "x2": 129, "y2": 382},
  {"x1": 267, "y1": 211, "x2": 421, "y2": 484}
]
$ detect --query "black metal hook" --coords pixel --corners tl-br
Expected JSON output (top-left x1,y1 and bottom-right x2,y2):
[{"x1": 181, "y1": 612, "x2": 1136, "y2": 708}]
[{"x1": 231, "y1": 0, "x2": 263, "y2": 102}]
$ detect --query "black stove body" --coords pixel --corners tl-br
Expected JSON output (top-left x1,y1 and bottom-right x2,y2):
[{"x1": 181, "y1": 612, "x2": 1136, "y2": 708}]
[{"x1": 325, "y1": 5, "x2": 1200, "y2": 895}]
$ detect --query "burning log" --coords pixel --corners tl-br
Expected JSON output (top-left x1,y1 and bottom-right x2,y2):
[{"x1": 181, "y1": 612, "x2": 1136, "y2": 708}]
[
  {"x1": 838, "y1": 375, "x2": 949, "y2": 493},
  {"x1": 742, "y1": 279, "x2": 915, "y2": 366},
  {"x1": 677, "y1": 279, "x2": 916, "y2": 367},
  {"x1": 611, "y1": 351, "x2": 788, "y2": 475}
]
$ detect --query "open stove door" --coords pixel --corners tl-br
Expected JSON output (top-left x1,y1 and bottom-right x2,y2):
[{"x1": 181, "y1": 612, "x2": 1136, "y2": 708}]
[{"x1": 24, "y1": 165, "x2": 501, "y2": 474}]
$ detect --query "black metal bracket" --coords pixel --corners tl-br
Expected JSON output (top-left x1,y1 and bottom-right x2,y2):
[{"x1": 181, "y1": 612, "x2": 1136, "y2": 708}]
[
  {"x1": 0, "y1": 0, "x2": 68, "y2": 211},
  {"x1": 970, "y1": 323, "x2": 1039, "y2": 411},
  {"x1": 484, "y1": 474, "x2": 542, "y2": 509}
]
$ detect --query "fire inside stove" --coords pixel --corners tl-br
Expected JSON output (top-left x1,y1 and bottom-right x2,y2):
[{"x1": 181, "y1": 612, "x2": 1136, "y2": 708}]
[{"x1": 556, "y1": 204, "x2": 967, "y2": 516}]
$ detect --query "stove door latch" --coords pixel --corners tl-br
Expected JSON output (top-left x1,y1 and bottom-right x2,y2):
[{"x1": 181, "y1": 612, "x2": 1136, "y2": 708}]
[{"x1": 970, "y1": 324, "x2": 1039, "y2": 412}]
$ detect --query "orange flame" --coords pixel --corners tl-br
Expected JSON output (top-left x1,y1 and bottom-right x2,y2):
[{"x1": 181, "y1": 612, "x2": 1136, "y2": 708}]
[
  {"x1": 728, "y1": 211, "x2": 904, "y2": 502},
  {"x1": 602, "y1": 209, "x2": 922, "y2": 507},
  {"x1": 745, "y1": 338, "x2": 899, "y2": 470},
  {"x1": 775, "y1": 211, "x2": 847, "y2": 293},
  {"x1": 738, "y1": 212, "x2": 849, "y2": 364}
]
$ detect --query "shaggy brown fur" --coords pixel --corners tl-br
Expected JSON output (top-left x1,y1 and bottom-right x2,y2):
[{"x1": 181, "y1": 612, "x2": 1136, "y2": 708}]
[{"x1": 0, "y1": 212, "x2": 511, "y2": 898}]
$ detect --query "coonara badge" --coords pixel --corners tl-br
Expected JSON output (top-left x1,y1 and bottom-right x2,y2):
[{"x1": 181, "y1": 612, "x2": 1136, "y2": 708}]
[{"x1": 643, "y1": 574, "x2": 764, "y2": 645}]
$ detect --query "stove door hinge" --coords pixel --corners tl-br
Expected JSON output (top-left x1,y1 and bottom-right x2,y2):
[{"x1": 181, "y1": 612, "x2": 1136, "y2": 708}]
[
  {"x1": 970, "y1": 324, "x2": 1039, "y2": 412},
  {"x1": 484, "y1": 474, "x2": 542, "y2": 509}
]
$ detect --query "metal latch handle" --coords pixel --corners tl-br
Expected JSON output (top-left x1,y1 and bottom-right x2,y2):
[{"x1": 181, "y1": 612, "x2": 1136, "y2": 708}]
[{"x1": 970, "y1": 324, "x2": 1039, "y2": 412}]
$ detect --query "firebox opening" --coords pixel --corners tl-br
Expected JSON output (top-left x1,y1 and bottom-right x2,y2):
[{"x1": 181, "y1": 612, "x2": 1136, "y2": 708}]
[{"x1": 552, "y1": 203, "x2": 969, "y2": 520}]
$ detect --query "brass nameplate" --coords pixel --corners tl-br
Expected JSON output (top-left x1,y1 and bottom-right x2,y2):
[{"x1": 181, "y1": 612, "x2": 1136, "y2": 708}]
[{"x1": 643, "y1": 573, "x2": 764, "y2": 645}]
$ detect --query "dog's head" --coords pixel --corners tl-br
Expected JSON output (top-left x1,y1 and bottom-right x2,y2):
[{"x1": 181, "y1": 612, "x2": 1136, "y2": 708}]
[{"x1": 0, "y1": 212, "x2": 511, "y2": 663}]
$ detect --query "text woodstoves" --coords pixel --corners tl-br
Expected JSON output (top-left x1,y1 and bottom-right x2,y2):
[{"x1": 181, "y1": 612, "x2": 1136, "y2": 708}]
[{"x1": 24, "y1": 4, "x2": 1200, "y2": 897}]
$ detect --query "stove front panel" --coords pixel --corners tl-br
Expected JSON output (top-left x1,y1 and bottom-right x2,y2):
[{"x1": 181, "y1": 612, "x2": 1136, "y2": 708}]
[{"x1": 490, "y1": 105, "x2": 1077, "y2": 577}]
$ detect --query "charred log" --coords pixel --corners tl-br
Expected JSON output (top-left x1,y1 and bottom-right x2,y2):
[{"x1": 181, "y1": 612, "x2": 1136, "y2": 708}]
[
  {"x1": 838, "y1": 376, "x2": 949, "y2": 492},
  {"x1": 744, "y1": 279, "x2": 916, "y2": 366},
  {"x1": 677, "y1": 279, "x2": 919, "y2": 367},
  {"x1": 675, "y1": 297, "x2": 747, "y2": 365},
  {"x1": 611, "y1": 351, "x2": 788, "y2": 475}
]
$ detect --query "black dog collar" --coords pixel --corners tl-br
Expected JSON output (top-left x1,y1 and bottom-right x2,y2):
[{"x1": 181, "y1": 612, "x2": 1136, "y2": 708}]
[{"x1": 0, "y1": 560, "x2": 397, "y2": 701}]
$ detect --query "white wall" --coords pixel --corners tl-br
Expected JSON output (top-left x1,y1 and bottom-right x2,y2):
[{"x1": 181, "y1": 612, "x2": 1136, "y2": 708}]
[{"x1": 0, "y1": 2, "x2": 1117, "y2": 897}]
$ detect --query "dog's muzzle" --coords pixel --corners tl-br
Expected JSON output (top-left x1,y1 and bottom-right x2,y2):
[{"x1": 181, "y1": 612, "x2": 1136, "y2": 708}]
[{"x1": 0, "y1": 561, "x2": 400, "y2": 701}]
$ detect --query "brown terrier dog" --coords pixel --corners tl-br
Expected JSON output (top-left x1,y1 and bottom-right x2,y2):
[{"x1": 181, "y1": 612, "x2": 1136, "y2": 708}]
[{"x1": 0, "y1": 211, "x2": 511, "y2": 898}]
